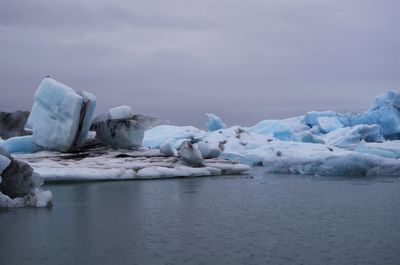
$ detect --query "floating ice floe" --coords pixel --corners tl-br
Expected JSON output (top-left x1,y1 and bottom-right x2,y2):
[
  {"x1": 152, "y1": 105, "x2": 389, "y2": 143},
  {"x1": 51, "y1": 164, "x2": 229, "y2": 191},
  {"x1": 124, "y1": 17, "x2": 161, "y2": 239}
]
[
  {"x1": 139, "y1": 90, "x2": 400, "y2": 176},
  {"x1": 25, "y1": 78, "x2": 96, "y2": 152},
  {"x1": 14, "y1": 148, "x2": 250, "y2": 181}
]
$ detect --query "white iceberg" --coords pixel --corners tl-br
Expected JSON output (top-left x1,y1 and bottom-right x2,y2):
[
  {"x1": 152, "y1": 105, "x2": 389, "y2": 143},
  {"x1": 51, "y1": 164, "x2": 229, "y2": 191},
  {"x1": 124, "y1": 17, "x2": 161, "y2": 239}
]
[{"x1": 26, "y1": 78, "x2": 96, "y2": 152}]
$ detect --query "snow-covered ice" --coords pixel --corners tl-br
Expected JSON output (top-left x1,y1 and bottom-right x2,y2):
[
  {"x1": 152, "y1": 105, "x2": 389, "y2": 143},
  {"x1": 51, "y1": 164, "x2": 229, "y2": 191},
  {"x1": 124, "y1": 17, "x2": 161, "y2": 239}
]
[
  {"x1": 14, "y1": 148, "x2": 250, "y2": 181},
  {"x1": 143, "y1": 125, "x2": 206, "y2": 149},
  {"x1": 196, "y1": 141, "x2": 221, "y2": 159},
  {"x1": 320, "y1": 124, "x2": 382, "y2": 148},
  {"x1": 108, "y1": 105, "x2": 134, "y2": 120},
  {"x1": 26, "y1": 78, "x2": 96, "y2": 152},
  {"x1": 139, "y1": 91, "x2": 400, "y2": 176}
]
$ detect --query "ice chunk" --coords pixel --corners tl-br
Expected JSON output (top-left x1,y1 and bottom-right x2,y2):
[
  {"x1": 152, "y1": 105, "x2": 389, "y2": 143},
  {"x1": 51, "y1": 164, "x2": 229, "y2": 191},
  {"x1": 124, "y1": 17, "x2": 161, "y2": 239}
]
[
  {"x1": 143, "y1": 125, "x2": 206, "y2": 149},
  {"x1": 91, "y1": 106, "x2": 162, "y2": 149},
  {"x1": 299, "y1": 131, "x2": 325, "y2": 144},
  {"x1": 302, "y1": 111, "x2": 347, "y2": 133},
  {"x1": 0, "y1": 154, "x2": 11, "y2": 175},
  {"x1": 178, "y1": 141, "x2": 205, "y2": 166},
  {"x1": 26, "y1": 78, "x2": 96, "y2": 152},
  {"x1": 108, "y1": 105, "x2": 133, "y2": 120},
  {"x1": 0, "y1": 135, "x2": 44, "y2": 154},
  {"x1": 0, "y1": 111, "x2": 31, "y2": 139},
  {"x1": 321, "y1": 124, "x2": 382, "y2": 148},
  {"x1": 206, "y1": 113, "x2": 226, "y2": 131},
  {"x1": 248, "y1": 120, "x2": 300, "y2": 141},
  {"x1": 0, "y1": 158, "x2": 42, "y2": 198},
  {"x1": 0, "y1": 148, "x2": 52, "y2": 208},
  {"x1": 93, "y1": 118, "x2": 145, "y2": 149},
  {"x1": 345, "y1": 90, "x2": 400, "y2": 139},
  {"x1": 370, "y1": 89, "x2": 400, "y2": 110},
  {"x1": 196, "y1": 141, "x2": 221, "y2": 159},
  {"x1": 159, "y1": 142, "x2": 178, "y2": 157},
  {"x1": 0, "y1": 188, "x2": 52, "y2": 208},
  {"x1": 355, "y1": 140, "x2": 400, "y2": 159},
  {"x1": 349, "y1": 106, "x2": 400, "y2": 139},
  {"x1": 316, "y1": 116, "x2": 344, "y2": 133}
]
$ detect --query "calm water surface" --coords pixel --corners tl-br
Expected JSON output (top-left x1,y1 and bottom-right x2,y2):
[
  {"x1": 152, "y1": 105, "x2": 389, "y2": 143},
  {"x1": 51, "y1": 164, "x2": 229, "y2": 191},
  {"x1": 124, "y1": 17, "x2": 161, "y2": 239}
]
[{"x1": 1, "y1": 168, "x2": 399, "y2": 265}]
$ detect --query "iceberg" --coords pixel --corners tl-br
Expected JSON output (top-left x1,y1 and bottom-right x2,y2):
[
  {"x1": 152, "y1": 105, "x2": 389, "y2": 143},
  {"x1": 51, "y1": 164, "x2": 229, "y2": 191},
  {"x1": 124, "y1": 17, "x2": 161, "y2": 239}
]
[
  {"x1": 3, "y1": 81, "x2": 399, "y2": 180},
  {"x1": 91, "y1": 106, "x2": 162, "y2": 149},
  {"x1": 0, "y1": 111, "x2": 31, "y2": 139},
  {"x1": 26, "y1": 78, "x2": 96, "y2": 152},
  {"x1": 347, "y1": 90, "x2": 400, "y2": 139},
  {"x1": 206, "y1": 113, "x2": 226, "y2": 131},
  {"x1": 0, "y1": 148, "x2": 52, "y2": 208}
]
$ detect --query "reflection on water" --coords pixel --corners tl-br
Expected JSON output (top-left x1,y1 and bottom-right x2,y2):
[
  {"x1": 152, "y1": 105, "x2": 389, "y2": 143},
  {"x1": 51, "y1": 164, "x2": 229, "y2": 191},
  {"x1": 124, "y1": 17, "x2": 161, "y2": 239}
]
[{"x1": 1, "y1": 168, "x2": 399, "y2": 265}]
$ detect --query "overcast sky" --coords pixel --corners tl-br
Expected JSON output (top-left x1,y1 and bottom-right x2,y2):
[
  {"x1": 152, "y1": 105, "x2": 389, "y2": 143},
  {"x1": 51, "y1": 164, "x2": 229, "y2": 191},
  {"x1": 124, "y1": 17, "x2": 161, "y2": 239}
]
[{"x1": 0, "y1": 0, "x2": 399, "y2": 127}]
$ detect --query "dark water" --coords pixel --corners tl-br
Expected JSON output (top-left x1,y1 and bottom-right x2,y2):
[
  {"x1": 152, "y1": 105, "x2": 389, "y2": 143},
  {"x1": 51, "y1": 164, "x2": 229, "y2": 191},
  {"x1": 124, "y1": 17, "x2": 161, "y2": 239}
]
[{"x1": 1, "y1": 168, "x2": 399, "y2": 265}]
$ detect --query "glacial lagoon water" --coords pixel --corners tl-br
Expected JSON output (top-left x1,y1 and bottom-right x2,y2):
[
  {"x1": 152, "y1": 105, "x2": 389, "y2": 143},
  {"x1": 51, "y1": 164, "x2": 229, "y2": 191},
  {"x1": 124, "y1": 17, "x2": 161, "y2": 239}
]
[{"x1": 1, "y1": 168, "x2": 399, "y2": 265}]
